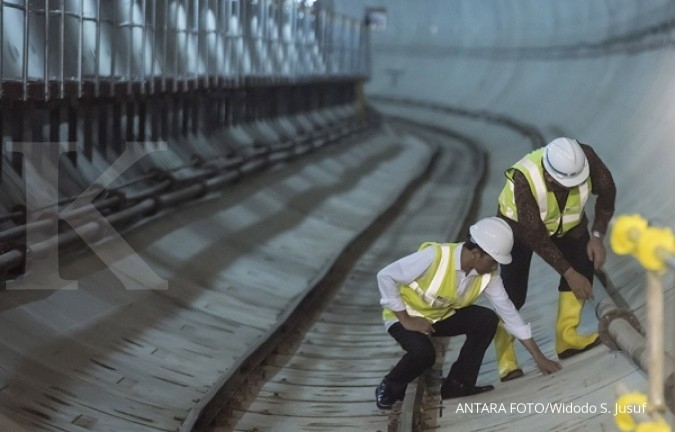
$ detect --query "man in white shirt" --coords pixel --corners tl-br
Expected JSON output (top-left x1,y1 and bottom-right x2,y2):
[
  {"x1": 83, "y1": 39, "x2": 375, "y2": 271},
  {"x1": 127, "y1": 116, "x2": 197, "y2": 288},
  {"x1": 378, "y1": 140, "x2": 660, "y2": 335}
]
[{"x1": 375, "y1": 217, "x2": 561, "y2": 410}]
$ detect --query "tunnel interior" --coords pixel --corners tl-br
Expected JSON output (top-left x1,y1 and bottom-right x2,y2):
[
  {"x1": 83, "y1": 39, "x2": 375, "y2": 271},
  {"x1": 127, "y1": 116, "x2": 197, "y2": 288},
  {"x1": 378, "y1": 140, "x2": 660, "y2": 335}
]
[{"x1": 0, "y1": 0, "x2": 674, "y2": 431}]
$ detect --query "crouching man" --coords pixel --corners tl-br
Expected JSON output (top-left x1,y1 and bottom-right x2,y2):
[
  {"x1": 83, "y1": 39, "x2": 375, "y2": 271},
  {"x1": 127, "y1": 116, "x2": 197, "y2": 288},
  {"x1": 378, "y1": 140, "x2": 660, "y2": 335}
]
[{"x1": 375, "y1": 217, "x2": 561, "y2": 409}]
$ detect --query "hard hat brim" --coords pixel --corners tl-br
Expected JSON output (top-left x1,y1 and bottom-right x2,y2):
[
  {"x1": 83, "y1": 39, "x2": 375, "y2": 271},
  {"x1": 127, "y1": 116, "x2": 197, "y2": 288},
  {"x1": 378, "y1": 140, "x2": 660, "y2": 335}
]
[
  {"x1": 469, "y1": 217, "x2": 514, "y2": 265},
  {"x1": 543, "y1": 157, "x2": 590, "y2": 188},
  {"x1": 492, "y1": 253, "x2": 512, "y2": 265}
]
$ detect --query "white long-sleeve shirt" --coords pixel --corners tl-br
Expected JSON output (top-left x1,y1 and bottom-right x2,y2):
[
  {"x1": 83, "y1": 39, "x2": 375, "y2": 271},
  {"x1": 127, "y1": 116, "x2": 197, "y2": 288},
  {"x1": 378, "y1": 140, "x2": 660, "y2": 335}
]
[{"x1": 377, "y1": 243, "x2": 532, "y2": 340}]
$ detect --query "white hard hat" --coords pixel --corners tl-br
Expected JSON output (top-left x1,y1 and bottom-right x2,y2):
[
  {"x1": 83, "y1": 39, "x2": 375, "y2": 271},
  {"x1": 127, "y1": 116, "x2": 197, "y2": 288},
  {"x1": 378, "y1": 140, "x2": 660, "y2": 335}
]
[
  {"x1": 469, "y1": 217, "x2": 513, "y2": 264},
  {"x1": 542, "y1": 137, "x2": 589, "y2": 188}
]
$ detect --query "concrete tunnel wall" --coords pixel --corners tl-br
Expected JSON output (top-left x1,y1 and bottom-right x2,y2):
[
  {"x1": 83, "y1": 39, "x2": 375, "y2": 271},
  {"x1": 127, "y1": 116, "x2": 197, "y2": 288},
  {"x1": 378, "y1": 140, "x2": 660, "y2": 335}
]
[
  {"x1": 0, "y1": 1, "x2": 374, "y2": 430},
  {"x1": 331, "y1": 0, "x2": 675, "y2": 412},
  {"x1": 329, "y1": 0, "x2": 675, "y2": 229}
]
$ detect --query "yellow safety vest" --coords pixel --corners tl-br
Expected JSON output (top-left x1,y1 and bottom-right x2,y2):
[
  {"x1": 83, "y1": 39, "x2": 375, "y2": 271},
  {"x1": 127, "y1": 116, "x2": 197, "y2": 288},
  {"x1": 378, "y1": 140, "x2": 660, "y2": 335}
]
[
  {"x1": 498, "y1": 148, "x2": 591, "y2": 237},
  {"x1": 383, "y1": 243, "x2": 493, "y2": 323}
]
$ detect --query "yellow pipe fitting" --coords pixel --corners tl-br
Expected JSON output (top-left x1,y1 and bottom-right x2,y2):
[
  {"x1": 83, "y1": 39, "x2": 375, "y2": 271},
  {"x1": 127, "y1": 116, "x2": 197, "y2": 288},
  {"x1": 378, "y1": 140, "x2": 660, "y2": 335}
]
[
  {"x1": 616, "y1": 392, "x2": 648, "y2": 431},
  {"x1": 615, "y1": 392, "x2": 671, "y2": 432},
  {"x1": 635, "y1": 419, "x2": 671, "y2": 432},
  {"x1": 611, "y1": 214, "x2": 648, "y2": 256},
  {"x1": 636, "y1": 227, "x2": 675, "y2": 273}
]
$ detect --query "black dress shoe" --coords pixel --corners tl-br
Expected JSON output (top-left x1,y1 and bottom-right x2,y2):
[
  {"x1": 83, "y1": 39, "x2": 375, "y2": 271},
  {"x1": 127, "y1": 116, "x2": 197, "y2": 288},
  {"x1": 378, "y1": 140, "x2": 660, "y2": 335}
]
[
  {"x1": 441, "y1": 377, "x2": 494, "y2": 399},
  {"x1": 375, "y1": 377, "x2": 407, "y2": 409}
]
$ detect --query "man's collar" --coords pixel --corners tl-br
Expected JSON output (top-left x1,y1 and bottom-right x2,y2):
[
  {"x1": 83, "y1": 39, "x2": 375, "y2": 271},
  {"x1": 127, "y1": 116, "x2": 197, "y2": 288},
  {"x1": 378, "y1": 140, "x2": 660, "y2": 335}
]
[{"x1": 457, "y1": 242, "x2": 479, "y2": 276}]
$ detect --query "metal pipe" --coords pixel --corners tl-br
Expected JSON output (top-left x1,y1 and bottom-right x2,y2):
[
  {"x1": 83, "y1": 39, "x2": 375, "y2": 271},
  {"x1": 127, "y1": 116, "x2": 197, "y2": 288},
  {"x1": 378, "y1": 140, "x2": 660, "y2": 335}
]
[
  {"x1": 598, "y1": 297, "x2": 663, "y2": 366},
  {"x1": 596, "y1": 280, "x2": 675, "y2": 413},
  {"x1": 104, "y1": 197, "x2": 156, "y2": 225},
  {"x1": 60, "y1": 0, "x2": 65, "y2": 98},
  {"x1": 200, "y1": 0, "x2": 207, "y2": 88},
  {"x1": 111, "y1": 0, "x2": 118, "y2": 91},
  {"x1": 30, "y1": 198, "x2": 156, "y2": 261},
  {"x1": 44, "y1": 1, "x2": 49, "y2": 98},
  {"x1": 141, "y1": 0, "x2": 147, "y2": 93},
  {"x1": 195, "y1": 0, "x2": 200, "y2": 85},
  {"x1": 0, "y1": 219, "x2": 52, "y2": 243},
  {"x1": 646, "y1": 271, "x2": 666, "y2": 414},
  {"x1": 203, "y1": 170, "x2": 240, "y2": 190},
  {"x1": 162, "y1": 0, "x2": 168, "y2": 92},
  {"x1": 183, "y1": 0, "x2": 190, "y2": 90},
  {"x1": 149, "y1": 0, "x2": 156, "y2": 94},
  {"x1": 61, "y1": 196, "x2": 122, "y2": 220},
  {"x1": 228, "y1": 0, "x2": 234, "y2": 81},
  {"x1": 123, "y1": 178, "x2": 171, "y2": 201},
  {"x1": 290, "y1": 1, "x2": 297, "y2": 76},
  {"x1": 172, "y1": 0, "x2": 178, "y2": 92},
  {"x1": 78, "y1": 0, "x2": 83, "y2": 98},
  {"x1": 262, "y1": 0, "x2": 268, "y2": 76},
  {"x1": 95, "y1": 0, "x2": 101, "y2": 95},
  {"x1": 0, "y1": 249, "x2": 25, "y2": 271},
  {"x1": 0, "y1": 91, "x2": 367, "y2": 277},
  {"x1": 607, "y1": 217, "x2": 675, "y2": 415},
  {"x1": 23, "y1": 0, "x2": 29, "y2": 100},
  {"x1": 30, "y1": 219, "x2": 98, "y2": 260},
  {"x1": 215, "y1": 0, "x2": 222, "y2": 86},
  {"x1": 156, "y1": 182, "x2": 206, "y2": 209},
  {"x1": 1, "y1": 1, "x2": 4, "y2": 92},
  {"x1": 127, "y1": 0, "x2": 133, "y2": 94}
]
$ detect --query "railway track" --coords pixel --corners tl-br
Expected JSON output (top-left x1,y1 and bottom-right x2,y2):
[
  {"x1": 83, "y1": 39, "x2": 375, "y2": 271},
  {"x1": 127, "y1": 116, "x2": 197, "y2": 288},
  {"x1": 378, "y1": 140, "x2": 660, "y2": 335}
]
[{"x1": 205, "y1": 120, "x2": 487, "y2": 432}]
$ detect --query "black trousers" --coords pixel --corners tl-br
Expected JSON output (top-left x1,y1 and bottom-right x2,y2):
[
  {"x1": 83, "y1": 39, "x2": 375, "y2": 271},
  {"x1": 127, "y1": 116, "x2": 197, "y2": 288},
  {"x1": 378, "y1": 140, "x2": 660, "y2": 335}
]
[
  {"x1": 386, "y1": 305, "x2": 498, "y2": 386},
  {"x1": 500, "y1": 231, "x2": 594, "y2": 310}
]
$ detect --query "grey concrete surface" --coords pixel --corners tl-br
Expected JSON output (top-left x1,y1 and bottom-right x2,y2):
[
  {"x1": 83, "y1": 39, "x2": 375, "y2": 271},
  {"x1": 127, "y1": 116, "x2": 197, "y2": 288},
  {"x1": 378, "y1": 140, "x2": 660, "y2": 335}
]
[
  {"x1": 0, "y1": 113, "x2": 435, "y2": 431},
  {"x1": 222, "y1": 120, "x2": 486, "y2": 432}
]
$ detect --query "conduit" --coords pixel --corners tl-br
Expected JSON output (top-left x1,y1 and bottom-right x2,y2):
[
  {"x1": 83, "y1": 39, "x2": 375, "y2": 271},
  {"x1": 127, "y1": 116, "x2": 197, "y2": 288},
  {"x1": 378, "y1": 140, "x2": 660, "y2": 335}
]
[
  {"x1": 0, "y1": 113, "x2": 376, "y2": 282},
  {"x1": 596, "y1": 269, "x2": 675, "y2": 413}
]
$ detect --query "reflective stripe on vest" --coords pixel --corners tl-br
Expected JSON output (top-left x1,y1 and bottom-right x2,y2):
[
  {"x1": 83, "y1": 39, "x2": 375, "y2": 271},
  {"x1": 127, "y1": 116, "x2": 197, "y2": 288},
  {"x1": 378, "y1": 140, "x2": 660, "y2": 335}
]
[
  {"x1": 393, "y1": 243, "x2": 492, "y2": 323},
  {"x1": 498, "y1": 149, "x2": 591, "y2": 236},
  {"x1": 519, "y1": 157, "x2": 549, "y2": 222},
  {"x1": 410, "y1": 243, "x2": 451, "y2": 305},
  {"x1": 403, "y1": 244, "x2": 452, "y2": 317}
]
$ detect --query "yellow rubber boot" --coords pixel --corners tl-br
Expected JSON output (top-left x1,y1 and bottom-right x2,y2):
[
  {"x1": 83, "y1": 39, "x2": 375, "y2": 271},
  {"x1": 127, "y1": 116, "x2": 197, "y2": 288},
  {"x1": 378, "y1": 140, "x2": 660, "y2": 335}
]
[
  {"x1": 494, "y1": 322, "x2": 523, "y2": 381},
  {"x1": 556, "y1": 291, "x2": 601, "y2": 359}
]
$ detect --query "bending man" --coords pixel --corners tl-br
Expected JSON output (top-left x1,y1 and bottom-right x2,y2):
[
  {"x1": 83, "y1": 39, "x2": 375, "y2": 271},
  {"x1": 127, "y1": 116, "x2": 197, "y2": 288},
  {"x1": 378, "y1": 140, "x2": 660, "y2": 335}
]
[
  {"x1": 376, "y1": 217, "x2": 561, "y2": 410},
  {"x1": 494, "y1": 137, "x2": 616, "y2": 382}
]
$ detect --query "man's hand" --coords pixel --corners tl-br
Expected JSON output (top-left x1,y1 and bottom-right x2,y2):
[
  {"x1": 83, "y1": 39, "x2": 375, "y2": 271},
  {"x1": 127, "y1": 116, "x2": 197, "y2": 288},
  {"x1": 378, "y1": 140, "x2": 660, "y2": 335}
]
[
  {"x1": 563, "y1": 268, "x2": 593, "y2": 300},
  {"x1": 520, "y1": 338, "x2": 562, "y2": 375},
  {"x1": 587, "y1": 236, "x2": 606, "y2": 270},
  {"x1": 535, "y1": 357, "x2": 562, "y2": 375},
  {"x1": 395, "y1": 311, "x2": 434, "y2": 335}
]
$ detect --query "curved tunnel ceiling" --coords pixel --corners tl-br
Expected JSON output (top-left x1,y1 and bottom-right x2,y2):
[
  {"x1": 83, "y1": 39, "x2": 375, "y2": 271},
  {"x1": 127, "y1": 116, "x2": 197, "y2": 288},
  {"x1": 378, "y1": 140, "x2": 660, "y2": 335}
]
[{"x1": 332, "y1": 0, "x2": 675, "y2": 226}]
